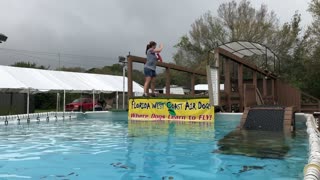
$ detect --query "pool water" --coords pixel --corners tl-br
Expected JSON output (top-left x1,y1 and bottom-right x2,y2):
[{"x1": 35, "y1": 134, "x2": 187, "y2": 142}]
[{"x1": 0, "y1": 112, "x2": 308, "y2": 180}]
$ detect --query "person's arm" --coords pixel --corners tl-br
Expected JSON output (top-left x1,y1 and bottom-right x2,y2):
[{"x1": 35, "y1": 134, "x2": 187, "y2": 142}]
[{"x1": 154, "y1": 43, "x2": 163, "y2": 53}]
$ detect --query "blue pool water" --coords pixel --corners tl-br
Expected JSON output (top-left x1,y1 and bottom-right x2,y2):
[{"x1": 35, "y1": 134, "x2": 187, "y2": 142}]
[{"x1": 0, "y1": 112, "x2": 308, "y2": 180}]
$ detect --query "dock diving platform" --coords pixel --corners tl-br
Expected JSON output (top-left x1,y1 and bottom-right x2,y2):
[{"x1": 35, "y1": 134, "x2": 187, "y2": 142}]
[
  {"x1": 126, "y1": 55, "x2": 214, "y2": 122},
  {"x1": 126, "y1": 41, "x2": 319, "y2": 123}
]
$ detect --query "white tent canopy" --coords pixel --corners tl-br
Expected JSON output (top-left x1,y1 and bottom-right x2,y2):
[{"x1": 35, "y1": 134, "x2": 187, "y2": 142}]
[
  {"x1": 0, "y1": 65, "x2": 144, "y2": 93},
  {"x1": 195, "y1": 84, "x2": 225, "y2": 91}
]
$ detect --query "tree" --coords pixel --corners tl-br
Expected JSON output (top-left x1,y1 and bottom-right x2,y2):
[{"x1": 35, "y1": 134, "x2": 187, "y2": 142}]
[
  {"x1": 86, "y1": 64, "x2": 145, "y2": 85},
  {"x1": 293, "y1": 0, "x2": 320, "y2": 97},
  {"x1": 308, "y1": 0, "x2": 320, "y2": 45},
  {"x1": 174, "y1": 13, "x2": 227, "y2": 70},
  {"x1": 173, "y1": 0, "x2": 305, "y2": 93},
  {"x1": 12, "y1": 62, "x2": 49, "y2": 69},
  {"x1": 218, "y1": 1, "x2": 278, "y2": 42},
  {"x1": 57, "y1": 66, "x2": 86, "y2": 72},
  {"x1": 174, "y1": 0, "x2": 301, "y2": 73}
]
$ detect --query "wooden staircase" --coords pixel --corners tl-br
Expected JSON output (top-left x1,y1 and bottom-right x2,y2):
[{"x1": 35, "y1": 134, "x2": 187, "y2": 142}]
[{"x1": 301, "y1": 92, "x2": 320, "y2": 113}]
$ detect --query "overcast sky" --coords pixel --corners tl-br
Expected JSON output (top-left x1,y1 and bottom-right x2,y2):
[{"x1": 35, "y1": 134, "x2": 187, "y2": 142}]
[{"x1": 0, "y1": 0, "x2": 313, "y2": 69}]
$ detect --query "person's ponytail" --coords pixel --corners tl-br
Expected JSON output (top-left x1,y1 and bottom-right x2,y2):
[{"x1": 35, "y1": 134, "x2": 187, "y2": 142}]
[{"x1": 145, "y1": 44, "x2": 150, "y2": 55}]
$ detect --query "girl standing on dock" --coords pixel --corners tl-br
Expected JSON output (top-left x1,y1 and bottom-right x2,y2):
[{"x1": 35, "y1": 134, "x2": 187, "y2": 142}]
[{"x1": 143, "y1": 41, "x2": 163, "y2": 97}]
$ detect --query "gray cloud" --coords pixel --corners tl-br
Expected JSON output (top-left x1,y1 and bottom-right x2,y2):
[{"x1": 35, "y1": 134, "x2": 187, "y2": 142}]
[{"x1": 0, "y1": 0, "x2": 312, "y2": 68}]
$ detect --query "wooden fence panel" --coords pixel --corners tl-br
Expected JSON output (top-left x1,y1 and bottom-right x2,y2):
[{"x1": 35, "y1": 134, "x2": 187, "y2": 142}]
[{"x1": 276, "y1": 81, "x2": 301, "y2": 111}]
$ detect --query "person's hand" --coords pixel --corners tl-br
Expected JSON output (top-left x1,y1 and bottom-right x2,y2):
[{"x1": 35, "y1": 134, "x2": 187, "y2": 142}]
[{"x1": 154, "y1": 43, "x2": 164, "y2": 52}]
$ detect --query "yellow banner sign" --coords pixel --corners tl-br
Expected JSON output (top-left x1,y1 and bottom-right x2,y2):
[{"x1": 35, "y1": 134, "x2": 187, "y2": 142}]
[{"x1": 128, "y1": 98, "x2": 214, "y2": 122}]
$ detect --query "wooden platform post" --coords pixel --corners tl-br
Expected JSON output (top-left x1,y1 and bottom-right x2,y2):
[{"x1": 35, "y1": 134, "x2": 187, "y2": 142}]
[
  {"x1": 271, "y1": 79, "x2": 275, "y2": 103},
  {"x1": 284, "y1": 106, "x2": 296, "y2": 135},
  {"x1": 240, "y1": 107, "x2": 250, "y2": 129},
  {"x1": 253, "y1": 71, "x2": 257, "y2": 87},
  {"x1": 191, "y1": 73, "x2": 195, "y2": 96},
  {"x1": 238, "y1": 64, "x2": 244, "y2": 111},
  {"x1": 263, "y1": 77, "x2": 267, "y2": 97},
  {"x1": 127, "y1": 56, "x2": 133, "y2": 98},
  {"x1": 166, "y1": 67, "x2": 170, "y2": 96},
  {"x1": 224, "y1": 59, "x2": 231, "y2": 112}
]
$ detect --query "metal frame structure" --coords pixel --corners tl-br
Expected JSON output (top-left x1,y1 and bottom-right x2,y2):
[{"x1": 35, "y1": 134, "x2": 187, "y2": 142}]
[
  {"x1": 214, "y1": 41, "x2": 280, "y2": 74},
  {"x1": 210, "y1": 42, "x2": 320, "y2": 113}
]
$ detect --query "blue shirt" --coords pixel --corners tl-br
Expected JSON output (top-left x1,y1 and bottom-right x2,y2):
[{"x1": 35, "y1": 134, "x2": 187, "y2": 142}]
[{"x1": 145, "y1": 49, "x2": 157, "y2": 70}]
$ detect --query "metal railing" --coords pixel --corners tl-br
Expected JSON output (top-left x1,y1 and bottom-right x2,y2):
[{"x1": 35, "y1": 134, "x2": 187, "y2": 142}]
[{"x1": 0, "y1": 112, "x2": 80, "y2": 126}]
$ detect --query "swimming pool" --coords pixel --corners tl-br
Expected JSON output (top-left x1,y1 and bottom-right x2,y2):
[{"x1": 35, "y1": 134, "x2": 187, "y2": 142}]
[{"x1": 0, "y1": 112, "x2": 308, "y2": 179}]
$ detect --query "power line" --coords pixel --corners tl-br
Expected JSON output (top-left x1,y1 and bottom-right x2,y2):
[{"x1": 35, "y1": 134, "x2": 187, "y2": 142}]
[
  {"x1": 0, "y1": 47, "x2": 125, "y2": 68},
  {"x1": 1, "y1": 50, "x2": 113, "y2": 68},
  {"x1": 0, "y1": 47, "x2": 118, "y2": 62}
]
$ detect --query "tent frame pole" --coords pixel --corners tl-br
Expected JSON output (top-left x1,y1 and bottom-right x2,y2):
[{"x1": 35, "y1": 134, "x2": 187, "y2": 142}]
[
  {"x1": 63, "y1": 90, "x2": 66, "y2": 113},
  {"x1": 123, "y1": 65, "x2": 126, "y2": 110},
  {"x1": 116, "y1": 91, "x2": 119, "y2": 110},
  {"x1": 27, "y1": 88, "x2": 30, "y2": 116},
  {"x1": 10, "y1": 92, "x2": 13, "y2": 115},
  {"x1": 56, "y1": 92, "x2": 60, "y2": 112},
  {"x1": 80, "y1": 92, "x2": 82, "y2": 112},
  {"x1": 92, "y1": 90, "x2": 95, "y2": 112}
]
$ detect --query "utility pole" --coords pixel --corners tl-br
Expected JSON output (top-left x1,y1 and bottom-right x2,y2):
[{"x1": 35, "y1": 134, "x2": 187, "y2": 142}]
[
  {"x1": 118, "y1": 56, "x2": 127, "y2": 110},
  {"x1": 58, "y1": 53, "x2": 61, "y2": 70},
  {"x1": 122, "y1": 64, "x2": 126, "y2": 109}
]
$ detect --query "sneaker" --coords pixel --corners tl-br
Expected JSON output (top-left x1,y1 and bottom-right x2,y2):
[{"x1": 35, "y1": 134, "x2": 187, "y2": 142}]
[
  {"x1": 151, "y1": 93, "x2": 157, "y2": 97},
  {"x1": 142, "y1": 93, "x2": 148, "y2": 97}
]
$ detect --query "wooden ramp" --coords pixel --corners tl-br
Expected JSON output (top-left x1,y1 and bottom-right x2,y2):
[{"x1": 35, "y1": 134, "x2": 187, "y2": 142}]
[{"x1": 240, "y1": 106, "x2": 296, "y2": 134}]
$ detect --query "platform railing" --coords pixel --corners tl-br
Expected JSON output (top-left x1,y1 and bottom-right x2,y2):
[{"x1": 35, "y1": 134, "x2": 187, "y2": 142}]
[
  {"x1": 126, "y1": 55, "x2": 207, "y2": 98},
  {"x1": 127, "y1": 52, "x2": 320, "y2": 114},
  {"x1": 301, "y1": 92, "x2": 320, "y2": 113}
]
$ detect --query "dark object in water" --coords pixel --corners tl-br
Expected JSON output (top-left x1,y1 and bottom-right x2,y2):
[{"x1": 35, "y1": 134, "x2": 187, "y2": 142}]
[
  {"x1": 110, "y1": 162, "x2": 130, "y2": 169},
  {"x1": 120, "y1": 165, "x2": 129, "y2": 169},
  {"x1": 139, "y1": 175, "x2": 151, "y2": 179},
  {"x1": 55, "y1": 172, "x2": 77, "y2": 178},
  {"x1": 239, "y1": 165, "x2": 265, "y2": 173},
  {"x1": 67, "y1": 172, "x2": 75, "y2": 176},
  {"x1": 162, "y1": 176, "x2": 174, "y2": 180},
  {"x1": 56, "y1": 175, "x2": 66, "y2": 178},
  {"x1": 216, "y1": 129, "x2": 290, "y2": 159}
]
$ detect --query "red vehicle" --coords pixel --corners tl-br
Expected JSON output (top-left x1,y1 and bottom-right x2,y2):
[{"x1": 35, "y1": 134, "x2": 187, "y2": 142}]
[{"x1": 65, "y1": 98, "x2": 96, "y2": 111}]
